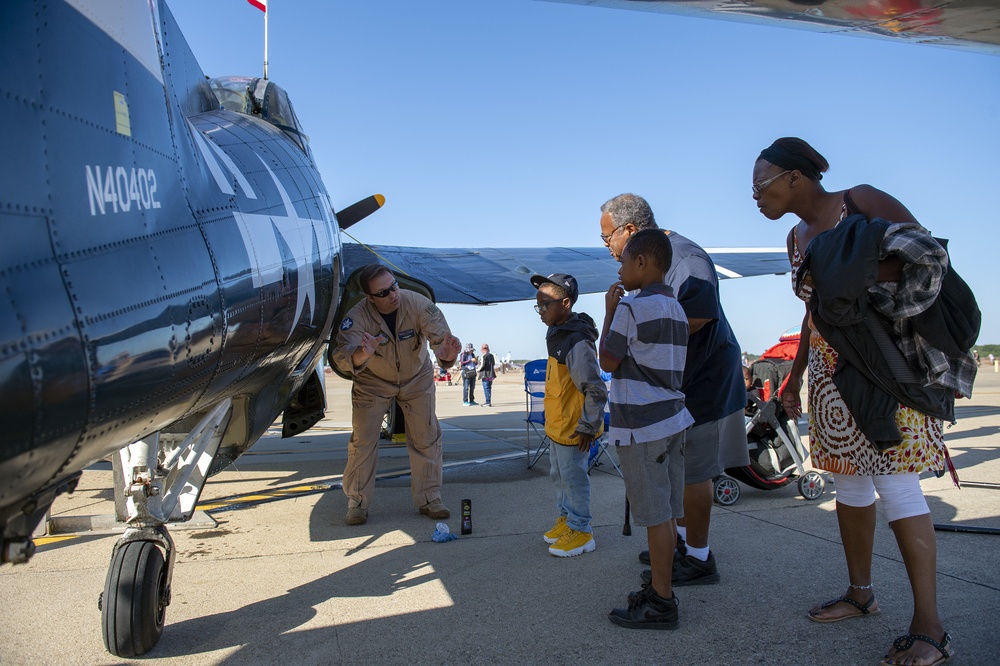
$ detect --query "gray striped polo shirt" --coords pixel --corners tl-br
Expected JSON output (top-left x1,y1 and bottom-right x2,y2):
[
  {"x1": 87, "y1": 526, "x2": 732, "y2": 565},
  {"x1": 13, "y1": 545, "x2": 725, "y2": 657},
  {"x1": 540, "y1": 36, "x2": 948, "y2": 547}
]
[{"x1": 601, "y1": 282, "x2": 694, "y2": 446}]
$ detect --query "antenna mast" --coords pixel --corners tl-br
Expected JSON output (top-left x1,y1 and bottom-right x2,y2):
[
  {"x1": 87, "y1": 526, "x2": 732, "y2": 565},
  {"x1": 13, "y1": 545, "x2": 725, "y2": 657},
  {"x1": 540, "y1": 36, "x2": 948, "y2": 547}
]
[{"x1": 247, "y1": 0, "x2": 268, "y2": 79}]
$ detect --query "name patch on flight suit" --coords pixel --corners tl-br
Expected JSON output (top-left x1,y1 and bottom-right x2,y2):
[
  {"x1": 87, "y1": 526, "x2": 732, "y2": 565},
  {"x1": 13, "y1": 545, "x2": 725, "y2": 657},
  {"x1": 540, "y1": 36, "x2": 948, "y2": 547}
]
[{"x1": 398, "y1": 329, "x2": 416, "y2": 341}]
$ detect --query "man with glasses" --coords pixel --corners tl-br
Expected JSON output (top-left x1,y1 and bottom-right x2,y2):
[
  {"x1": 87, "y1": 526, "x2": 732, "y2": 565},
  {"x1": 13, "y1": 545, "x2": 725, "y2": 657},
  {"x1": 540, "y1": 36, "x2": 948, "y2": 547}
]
[
  {"x1": 331, "y1": 263, "x2": 462, "y2": 526},
  {"x1": 599, "y1": 194, "x2": 748, "y2": 587}
]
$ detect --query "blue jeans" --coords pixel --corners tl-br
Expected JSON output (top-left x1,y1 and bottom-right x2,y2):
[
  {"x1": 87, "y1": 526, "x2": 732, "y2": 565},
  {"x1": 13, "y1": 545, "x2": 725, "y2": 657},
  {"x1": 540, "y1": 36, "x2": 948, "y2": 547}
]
[
  {"x1": 549, "y1": 442, "x2": 591, "y2": 533},
  {"x1": 462, "y1": 375, "x2": 476, "y2": 403},
  {"x1": 481, "y1": 379, "x2": 492, "y2": 405}
]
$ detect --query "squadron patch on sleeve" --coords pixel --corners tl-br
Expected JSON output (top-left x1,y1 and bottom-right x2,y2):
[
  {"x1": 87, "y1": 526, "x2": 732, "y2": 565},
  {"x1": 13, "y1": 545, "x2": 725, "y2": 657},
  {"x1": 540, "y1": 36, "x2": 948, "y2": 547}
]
[{"x1": 341, "y1": 317, "x2": 353, "y2": 330}]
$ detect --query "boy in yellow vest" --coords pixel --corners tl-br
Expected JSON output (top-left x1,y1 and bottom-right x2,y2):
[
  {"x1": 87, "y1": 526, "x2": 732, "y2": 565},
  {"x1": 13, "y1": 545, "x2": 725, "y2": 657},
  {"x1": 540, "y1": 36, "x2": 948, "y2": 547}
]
[{"x1": 531, "y1": 273, "x2": 608, "y2": 557}]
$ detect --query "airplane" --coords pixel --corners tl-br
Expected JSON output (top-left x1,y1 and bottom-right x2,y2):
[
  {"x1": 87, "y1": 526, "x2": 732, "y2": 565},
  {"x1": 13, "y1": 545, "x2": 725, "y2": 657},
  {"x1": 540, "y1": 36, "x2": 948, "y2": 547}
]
[
  {"x1": 0, "y1": 0, "x2": 993, "y2": 659},
  {"x1": 547, "y1": 0, "x2": 1000, "y2": 56}
]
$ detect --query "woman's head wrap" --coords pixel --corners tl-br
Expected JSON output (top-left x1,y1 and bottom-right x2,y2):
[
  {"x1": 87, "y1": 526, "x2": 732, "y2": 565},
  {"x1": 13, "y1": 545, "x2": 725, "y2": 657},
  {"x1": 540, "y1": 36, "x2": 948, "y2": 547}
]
[{"x1": 759, "y1": 142, "x2": 823, "y2": 181}]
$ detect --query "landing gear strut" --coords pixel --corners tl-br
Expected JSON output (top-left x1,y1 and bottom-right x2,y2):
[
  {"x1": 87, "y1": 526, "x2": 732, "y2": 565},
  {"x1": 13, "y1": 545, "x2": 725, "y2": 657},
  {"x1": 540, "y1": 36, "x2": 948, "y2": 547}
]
[{"x1": 98, "y1": 400, "x2": 231, "y2": 657}]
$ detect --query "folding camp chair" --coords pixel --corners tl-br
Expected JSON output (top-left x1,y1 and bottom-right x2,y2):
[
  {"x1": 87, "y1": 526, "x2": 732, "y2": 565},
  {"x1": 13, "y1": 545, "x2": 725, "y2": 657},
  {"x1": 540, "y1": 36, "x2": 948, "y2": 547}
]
[
  {"x1": 587, "y1": 371, "x2": 622, "y2": 477},
  {"x1": 523, "y1": 359, "x2": 549, "y2": 468}
]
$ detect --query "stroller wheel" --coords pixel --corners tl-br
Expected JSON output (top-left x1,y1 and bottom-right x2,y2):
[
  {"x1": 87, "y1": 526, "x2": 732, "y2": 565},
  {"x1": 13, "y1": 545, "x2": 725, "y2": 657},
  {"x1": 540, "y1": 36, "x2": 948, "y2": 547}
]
[
  {"x1": 798, "y1": 471, "x2": 826, "y2": 500},
  {"x1": 713, "y1": 476, "x2": 740, "y2": 506}
]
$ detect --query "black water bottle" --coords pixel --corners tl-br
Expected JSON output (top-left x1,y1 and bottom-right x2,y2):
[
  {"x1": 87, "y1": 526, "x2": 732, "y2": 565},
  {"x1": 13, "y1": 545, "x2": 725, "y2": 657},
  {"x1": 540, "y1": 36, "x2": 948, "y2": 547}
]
[{"x1": 461, "y1": 498, "x2": 472, "y2": 534}]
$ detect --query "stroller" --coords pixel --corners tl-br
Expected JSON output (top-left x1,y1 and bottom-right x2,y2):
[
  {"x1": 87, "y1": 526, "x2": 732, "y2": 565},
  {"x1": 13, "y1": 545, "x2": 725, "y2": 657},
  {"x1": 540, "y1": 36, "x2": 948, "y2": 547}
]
[{"x1": 713, "y1": 328, "x2": 827, "y2": 506}]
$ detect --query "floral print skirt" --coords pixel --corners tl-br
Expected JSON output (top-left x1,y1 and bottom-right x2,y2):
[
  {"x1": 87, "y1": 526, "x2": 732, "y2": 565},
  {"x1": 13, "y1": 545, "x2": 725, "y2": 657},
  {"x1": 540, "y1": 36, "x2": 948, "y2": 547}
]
[{"x1": 806, "y1": 324, "x2": 949, "y2": 477}]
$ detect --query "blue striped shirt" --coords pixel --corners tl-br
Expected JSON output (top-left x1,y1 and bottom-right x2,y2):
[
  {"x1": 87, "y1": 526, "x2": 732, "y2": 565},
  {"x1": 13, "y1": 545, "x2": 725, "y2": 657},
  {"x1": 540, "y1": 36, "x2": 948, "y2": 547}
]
[{"x1": 601, "y1": 282, "x2": 694, "y2": 445}]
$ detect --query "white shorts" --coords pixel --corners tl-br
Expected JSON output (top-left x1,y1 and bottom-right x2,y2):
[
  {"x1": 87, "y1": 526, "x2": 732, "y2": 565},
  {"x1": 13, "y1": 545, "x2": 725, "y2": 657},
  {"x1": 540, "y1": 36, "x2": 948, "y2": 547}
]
[{"x1": 832, "y1": 472, "x2": 929, "y2": 522}]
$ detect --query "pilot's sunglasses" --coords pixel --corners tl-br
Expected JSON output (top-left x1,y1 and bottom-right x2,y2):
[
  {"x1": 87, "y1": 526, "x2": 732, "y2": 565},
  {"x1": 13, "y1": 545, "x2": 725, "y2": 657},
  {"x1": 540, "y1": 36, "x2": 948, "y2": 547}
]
[{"x1": 369, "y1": 281, "x2": 399, "y2": 299}]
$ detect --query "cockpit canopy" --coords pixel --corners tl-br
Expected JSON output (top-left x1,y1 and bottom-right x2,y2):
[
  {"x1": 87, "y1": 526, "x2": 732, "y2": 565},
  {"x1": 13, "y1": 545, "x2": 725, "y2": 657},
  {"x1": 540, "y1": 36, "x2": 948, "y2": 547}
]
[{"x1": 208, "y1": 76, "x2": 309, "y2": 152}]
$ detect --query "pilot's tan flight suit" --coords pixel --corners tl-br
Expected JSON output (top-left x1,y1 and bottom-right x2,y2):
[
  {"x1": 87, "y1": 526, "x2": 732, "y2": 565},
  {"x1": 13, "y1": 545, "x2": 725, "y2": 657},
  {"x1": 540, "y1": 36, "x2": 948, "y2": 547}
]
[{"x1": 331, "y1": 290, "x2": 454, "y2": 511}]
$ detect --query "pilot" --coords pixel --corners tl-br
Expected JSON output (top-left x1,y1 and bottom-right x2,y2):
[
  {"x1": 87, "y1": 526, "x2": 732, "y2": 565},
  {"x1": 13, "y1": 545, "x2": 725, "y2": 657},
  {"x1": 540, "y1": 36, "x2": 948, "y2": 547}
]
[{"x1": 331, "y1": 263, "x2": 462, "y2": 526}]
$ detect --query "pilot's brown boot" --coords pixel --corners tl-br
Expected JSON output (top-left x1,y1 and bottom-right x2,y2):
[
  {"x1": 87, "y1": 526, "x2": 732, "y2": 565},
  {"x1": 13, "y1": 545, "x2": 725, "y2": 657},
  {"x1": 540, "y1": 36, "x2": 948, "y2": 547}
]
[
  {"x1": 419, "y1": 499, "x2": 450, "y2": 519},
  {"x1": 345, "y1": 506, "x2": 368, "y2": 525}
]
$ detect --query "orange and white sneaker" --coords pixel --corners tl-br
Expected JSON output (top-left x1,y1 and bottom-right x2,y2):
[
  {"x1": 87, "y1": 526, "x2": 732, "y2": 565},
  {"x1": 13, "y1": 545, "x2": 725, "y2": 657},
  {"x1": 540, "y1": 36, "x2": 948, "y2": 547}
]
[
  {"x1": 543, "y1": 516, "x2": 569, "y2": 544},
  {"x1": 548, "y1": 528, "x2": 596, "y2": 557}
]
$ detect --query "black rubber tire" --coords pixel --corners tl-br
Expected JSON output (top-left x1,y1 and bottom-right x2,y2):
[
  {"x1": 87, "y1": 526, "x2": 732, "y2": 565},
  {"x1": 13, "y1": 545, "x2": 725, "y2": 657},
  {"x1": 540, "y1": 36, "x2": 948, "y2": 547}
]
[{"x1": 101, "y1": 540, "x2": 167, "y2": 657}]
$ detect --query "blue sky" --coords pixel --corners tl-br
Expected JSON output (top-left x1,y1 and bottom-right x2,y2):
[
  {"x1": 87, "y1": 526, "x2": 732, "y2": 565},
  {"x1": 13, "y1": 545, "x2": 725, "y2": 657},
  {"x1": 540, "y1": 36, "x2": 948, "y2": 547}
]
[{"x1": 167, "y1": 0, "x2": 999, "y2": 362}]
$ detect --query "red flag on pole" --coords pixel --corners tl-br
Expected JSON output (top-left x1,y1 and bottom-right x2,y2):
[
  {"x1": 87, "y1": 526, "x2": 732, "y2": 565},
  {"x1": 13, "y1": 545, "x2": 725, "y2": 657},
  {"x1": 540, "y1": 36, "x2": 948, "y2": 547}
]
[{"x1": 247, "y1": 0, "x2": 267, "y2": 13}]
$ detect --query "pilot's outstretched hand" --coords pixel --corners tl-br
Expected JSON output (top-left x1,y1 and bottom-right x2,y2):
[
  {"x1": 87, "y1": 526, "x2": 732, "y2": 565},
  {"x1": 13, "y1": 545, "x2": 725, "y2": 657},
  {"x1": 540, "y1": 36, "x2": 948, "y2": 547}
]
[
  {"x1": 351, "y1": 331, "x2": 381, "y2": 368},
  {"x1": 359, "y1": 332, "x2": 379, "y2": 357},
  {"x1": 437, "y1": 334, "x2": 461, "y2": 364}
]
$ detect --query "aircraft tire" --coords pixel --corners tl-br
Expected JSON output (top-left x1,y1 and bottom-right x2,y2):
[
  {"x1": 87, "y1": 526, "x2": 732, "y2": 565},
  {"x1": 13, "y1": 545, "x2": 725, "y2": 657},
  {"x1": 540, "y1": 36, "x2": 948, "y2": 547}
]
[{"x1": 101, "y1": 540, "x2": 167, "y2": 657}]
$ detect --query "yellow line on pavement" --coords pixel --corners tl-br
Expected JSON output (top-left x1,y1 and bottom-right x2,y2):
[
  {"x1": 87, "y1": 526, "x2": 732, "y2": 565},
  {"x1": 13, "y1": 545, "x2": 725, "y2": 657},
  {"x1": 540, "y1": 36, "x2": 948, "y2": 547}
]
[
  {"x1": 33, "y1": 535, "x2": 80, "y2": 546},
  {"x1": 197, "y1": 483, "x2": 335, "y2": 512}
]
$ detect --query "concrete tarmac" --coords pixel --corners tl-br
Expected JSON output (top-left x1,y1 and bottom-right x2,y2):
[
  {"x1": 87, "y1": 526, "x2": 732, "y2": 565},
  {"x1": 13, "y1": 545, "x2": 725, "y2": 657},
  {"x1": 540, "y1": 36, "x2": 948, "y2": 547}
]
[{"x1": 2, "y1": 368, "x2": 999, "y2": 665}]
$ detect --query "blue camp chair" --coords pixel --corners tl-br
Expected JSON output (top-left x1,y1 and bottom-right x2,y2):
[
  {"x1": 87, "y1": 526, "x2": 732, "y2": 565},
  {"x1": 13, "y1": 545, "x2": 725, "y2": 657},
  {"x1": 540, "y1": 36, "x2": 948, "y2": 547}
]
[
  {"x1": 523, "y1": 359, "x2": 548, "y2": 468},
  {"x1": 525, "y1": 360, "x2": 621, "y2": 476},
  {"x1": 587, "y1": 371, "x2": 622, "y2": 477}
]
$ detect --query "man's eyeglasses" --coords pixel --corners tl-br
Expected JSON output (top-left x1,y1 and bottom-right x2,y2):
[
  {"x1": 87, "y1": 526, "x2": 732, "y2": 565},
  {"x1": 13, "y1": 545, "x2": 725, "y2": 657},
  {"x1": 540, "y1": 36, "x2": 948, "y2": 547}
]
[
  {"x1": 368, "y1": 280, "x2": 399, "y2": 299},
  {"x1": 752, "y1": 170, "x2": 791, "y2": 195},
  {"x1": 600, "y1": 225, "x2": 624, "y2": 244},
  {"x1": 534, "y1": 299, "x2": 562, "y2": 314}
]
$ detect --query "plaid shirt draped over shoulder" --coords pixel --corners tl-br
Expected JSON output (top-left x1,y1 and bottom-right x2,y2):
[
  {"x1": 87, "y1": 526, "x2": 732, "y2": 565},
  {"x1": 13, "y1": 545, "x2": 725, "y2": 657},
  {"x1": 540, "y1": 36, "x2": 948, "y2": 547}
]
[{"x1": 869, "y1": 222, "x2": 976, "y2": 397}]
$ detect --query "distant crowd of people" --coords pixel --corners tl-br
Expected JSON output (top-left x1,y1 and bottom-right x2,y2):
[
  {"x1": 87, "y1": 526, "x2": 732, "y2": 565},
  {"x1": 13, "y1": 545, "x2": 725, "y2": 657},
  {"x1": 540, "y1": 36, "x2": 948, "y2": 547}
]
[{"x1": 329, "y1": 137, "x2": 975, "y2": 664}]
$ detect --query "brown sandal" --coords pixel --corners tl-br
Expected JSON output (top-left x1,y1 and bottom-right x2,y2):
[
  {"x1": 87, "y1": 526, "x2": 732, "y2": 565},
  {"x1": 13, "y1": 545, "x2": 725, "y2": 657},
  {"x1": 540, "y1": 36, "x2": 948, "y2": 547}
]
[{"x1": 807, "y1": 593, "x2": 880, "y2": 623}]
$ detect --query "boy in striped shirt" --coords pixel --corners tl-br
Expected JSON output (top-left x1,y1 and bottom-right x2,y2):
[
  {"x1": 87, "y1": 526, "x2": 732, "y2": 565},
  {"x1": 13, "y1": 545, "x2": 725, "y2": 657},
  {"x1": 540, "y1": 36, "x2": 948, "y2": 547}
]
[{"x1": 600, "y1": 228, "x2": 693, "y2": 630}]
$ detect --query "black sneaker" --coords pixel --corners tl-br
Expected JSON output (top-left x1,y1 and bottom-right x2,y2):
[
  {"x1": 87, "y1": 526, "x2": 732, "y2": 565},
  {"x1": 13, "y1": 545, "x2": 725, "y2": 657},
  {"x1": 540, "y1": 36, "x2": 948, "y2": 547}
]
[
  {"x1": 638, "y1": 534, "x2": 686, "y2": 566},
  {"x1": 673, "y1": 551, "x2": 721, "y2": 586},
  {"x1": 609, "y1": 584, "x2": 679, "y2": 630}
]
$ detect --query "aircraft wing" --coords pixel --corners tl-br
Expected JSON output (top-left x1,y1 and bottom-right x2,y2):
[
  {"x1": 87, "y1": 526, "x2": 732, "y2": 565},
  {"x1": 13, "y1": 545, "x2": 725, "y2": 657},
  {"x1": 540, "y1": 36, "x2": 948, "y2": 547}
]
[
  {"x1": 342, "y1": 243, "x2": 789, "y2": 304},
  {"x1": 543, "y1": 0, "x2": 1000, "y2": 55}
]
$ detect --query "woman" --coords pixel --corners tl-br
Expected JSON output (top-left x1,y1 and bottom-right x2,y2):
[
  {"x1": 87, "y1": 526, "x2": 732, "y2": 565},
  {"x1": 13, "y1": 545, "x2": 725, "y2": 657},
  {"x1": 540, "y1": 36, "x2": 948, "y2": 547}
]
[
  {"x1": 477, "y1": 344, "x2": 497, "y2": 407},
  {"x1": 752, "y1": 138, "x2": 960, "y2": 666},
  {"x1": 459, "y1": 343, "x2": 478, "y2": 406}
]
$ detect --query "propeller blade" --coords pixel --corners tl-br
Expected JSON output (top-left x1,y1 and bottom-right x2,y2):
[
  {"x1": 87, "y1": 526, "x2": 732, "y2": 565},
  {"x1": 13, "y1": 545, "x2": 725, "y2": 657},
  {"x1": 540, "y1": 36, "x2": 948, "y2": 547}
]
[{"x1": 336, "y1": 194, "x2": 385, "y2": 229}]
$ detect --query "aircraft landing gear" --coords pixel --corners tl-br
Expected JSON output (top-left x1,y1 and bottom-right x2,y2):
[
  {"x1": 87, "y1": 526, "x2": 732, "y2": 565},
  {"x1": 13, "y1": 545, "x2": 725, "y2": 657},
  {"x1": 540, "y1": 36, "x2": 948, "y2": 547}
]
[
  {"x1": 99, "y1": 527, "x2": 173, "y2": 657},
  {"x1": 99, "y1": 399, "x2": 232, "y2": 656}
]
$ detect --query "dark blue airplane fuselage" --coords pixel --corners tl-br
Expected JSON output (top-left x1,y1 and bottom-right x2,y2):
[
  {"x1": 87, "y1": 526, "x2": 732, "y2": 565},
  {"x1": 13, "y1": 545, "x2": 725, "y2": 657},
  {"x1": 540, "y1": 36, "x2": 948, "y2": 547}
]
[{"x1": 0, "y1": 1, "x2": 341, "y2": 532}]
